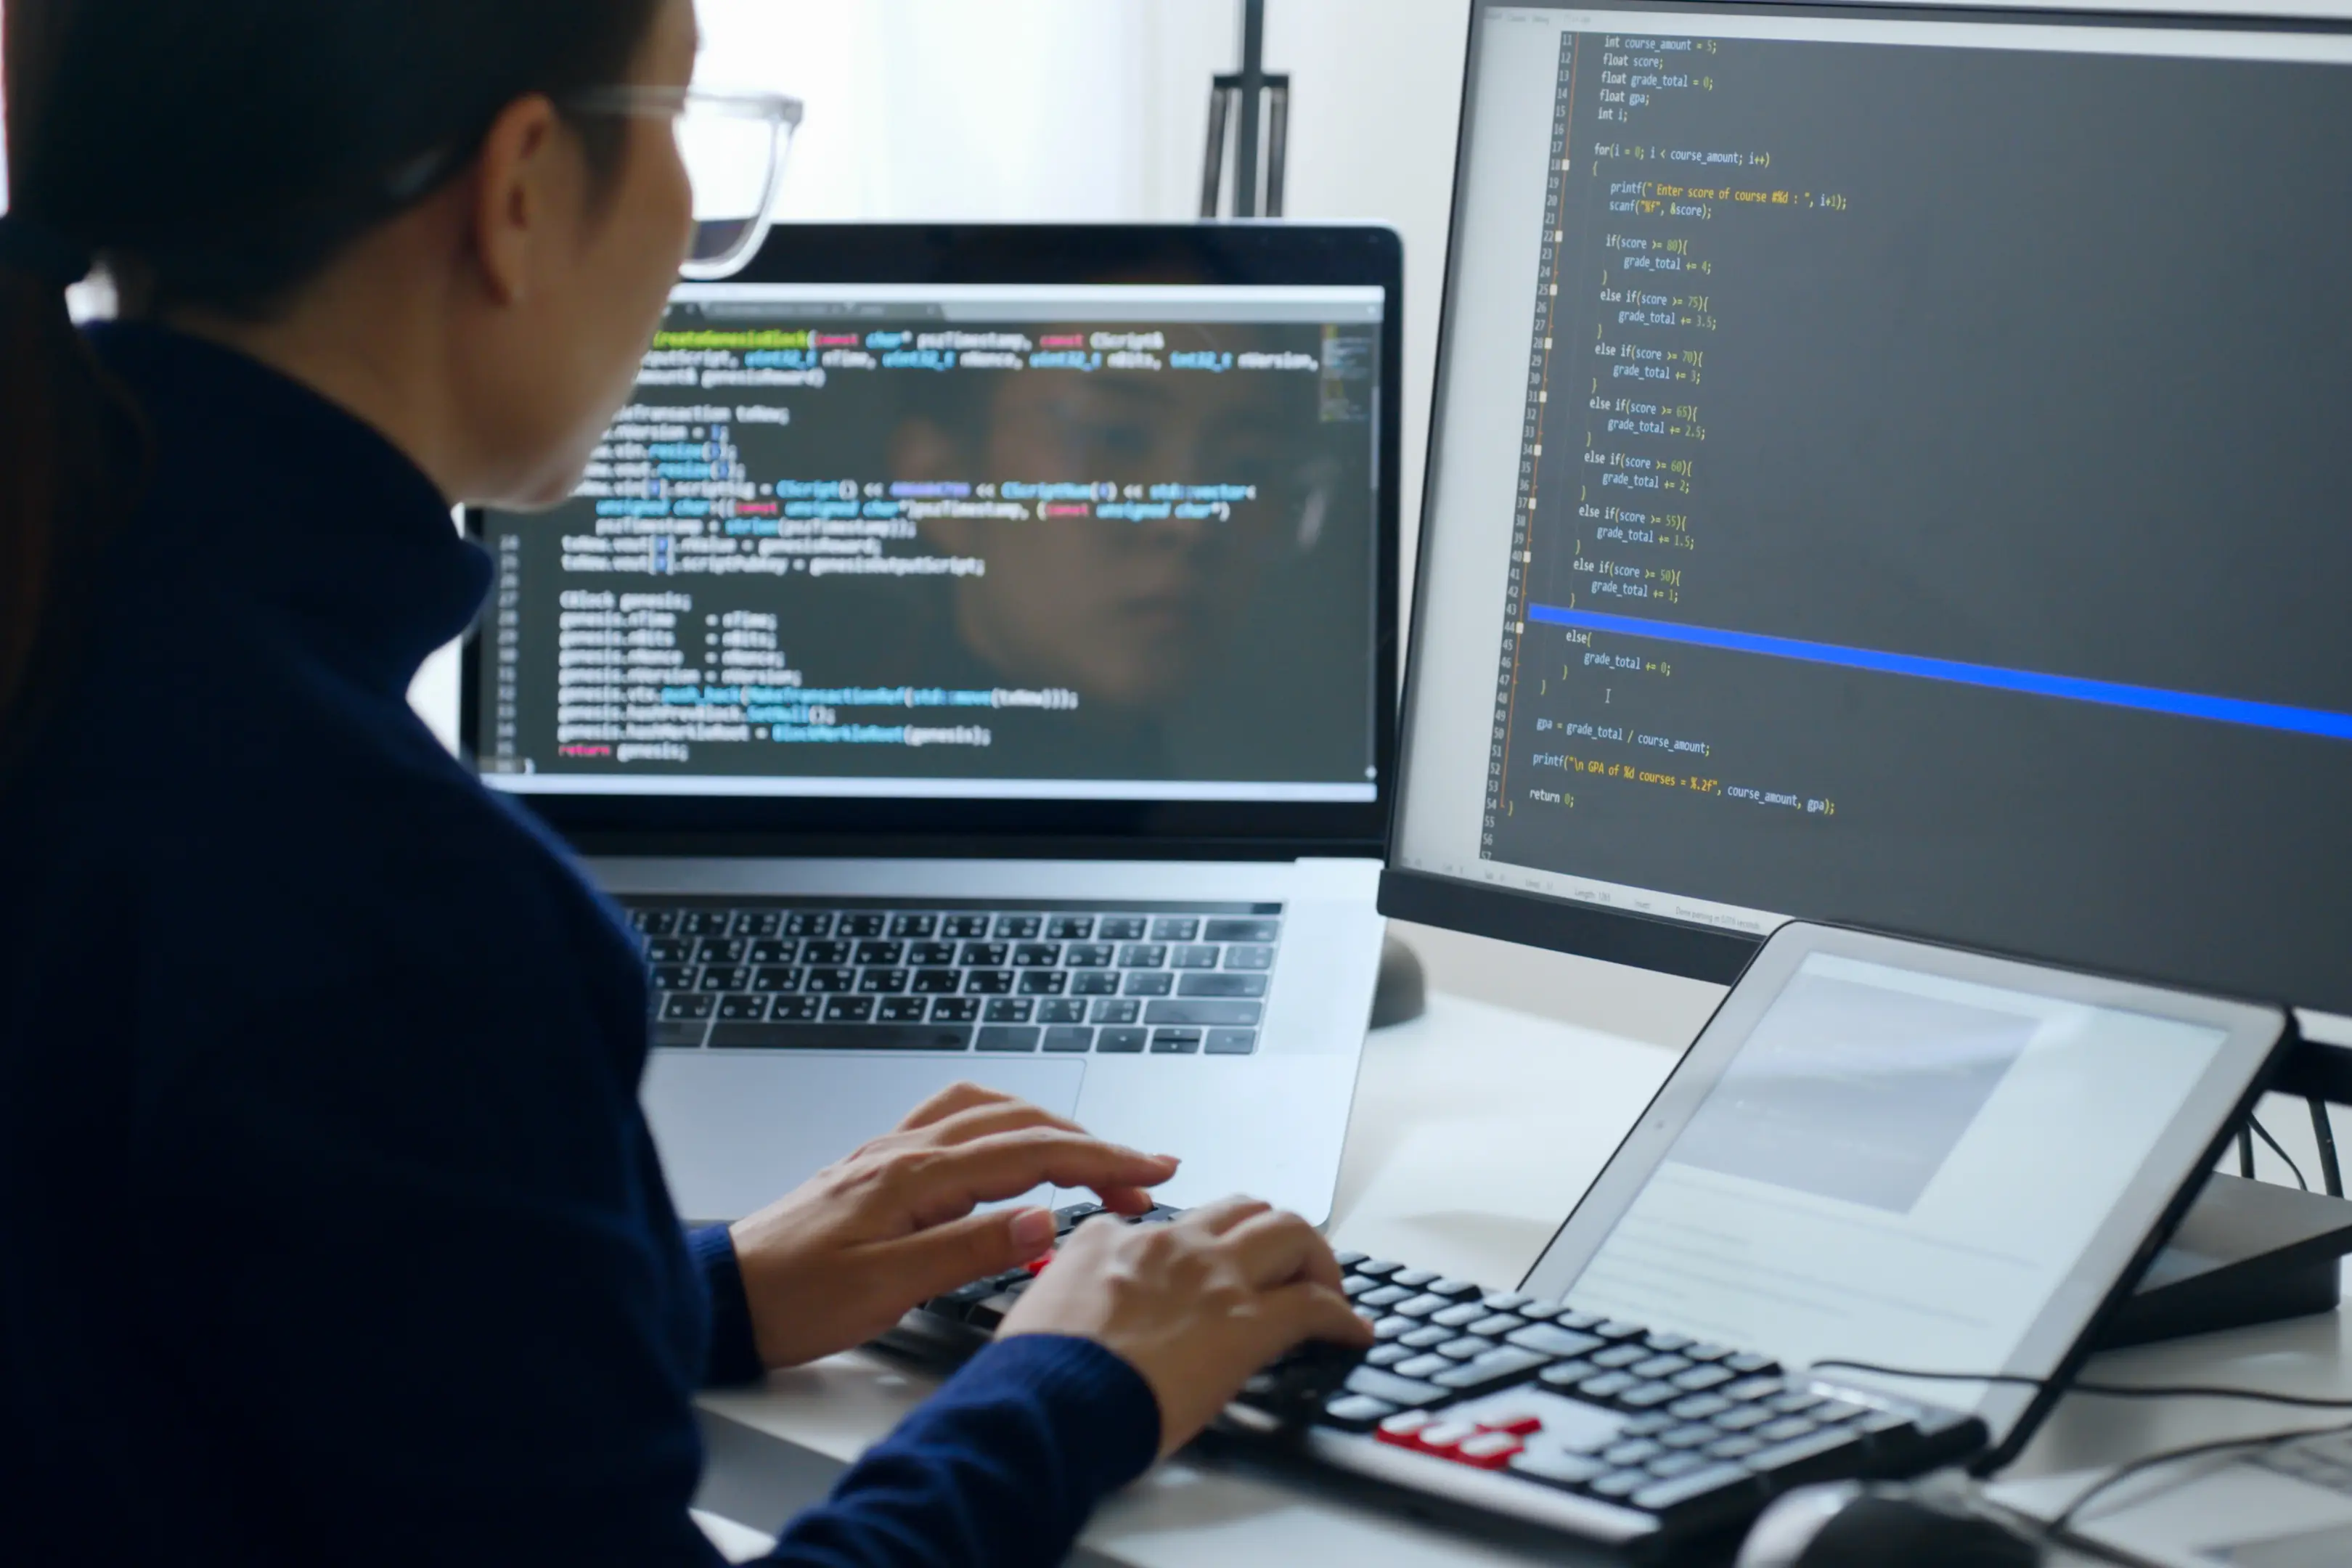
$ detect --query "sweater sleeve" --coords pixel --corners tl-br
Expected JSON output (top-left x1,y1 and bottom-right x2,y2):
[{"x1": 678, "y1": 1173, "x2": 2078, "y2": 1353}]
[
  {"x1": 762, "y1": 1334, "x2": 1161, "y2": 1568},
  {"x1": 690, "y1": 1224, "x2": 768, "y2": 1388}
]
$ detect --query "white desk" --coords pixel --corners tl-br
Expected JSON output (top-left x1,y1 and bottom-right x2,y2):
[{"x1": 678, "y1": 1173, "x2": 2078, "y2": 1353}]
[{"x1": 691, "y1": 987, "x2": 2352, "y2": 1565}]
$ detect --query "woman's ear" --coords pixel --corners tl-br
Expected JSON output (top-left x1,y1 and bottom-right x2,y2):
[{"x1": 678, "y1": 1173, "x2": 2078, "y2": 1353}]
[{"x1": 465, "y1": 94, "x2": 571, "y2": 309}]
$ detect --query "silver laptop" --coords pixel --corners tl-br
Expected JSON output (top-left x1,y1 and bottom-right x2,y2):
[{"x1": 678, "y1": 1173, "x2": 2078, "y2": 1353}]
[{"x1": 463, "y1": 223, "x2": 1402, "y2": 1224}]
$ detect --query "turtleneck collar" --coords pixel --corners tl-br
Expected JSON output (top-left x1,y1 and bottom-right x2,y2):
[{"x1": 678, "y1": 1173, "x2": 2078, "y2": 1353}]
[{"x1": 86, "y1": 322, "x2": 492, "y2": 700}]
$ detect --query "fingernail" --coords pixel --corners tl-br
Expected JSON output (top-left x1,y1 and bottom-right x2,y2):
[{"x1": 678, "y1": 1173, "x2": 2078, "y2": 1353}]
[
  {"x1": 1154, "y1": 1153, "x2": 1181, "y2": 1166},
  {"x1": 1010, "y1": 1207, "x2": 1055, "y2": 1255}
]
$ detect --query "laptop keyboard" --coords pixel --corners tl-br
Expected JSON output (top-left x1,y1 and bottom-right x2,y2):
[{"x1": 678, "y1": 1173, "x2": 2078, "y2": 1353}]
[
  {"x1": 907, "y1": 1207, "x2": 1984, "y2": 1543},
  {"x1": 624, "y1": 898, "x2": 1281, "y2": 1055}
]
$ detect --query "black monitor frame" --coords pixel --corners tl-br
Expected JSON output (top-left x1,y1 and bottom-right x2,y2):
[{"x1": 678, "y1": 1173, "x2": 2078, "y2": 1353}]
[
  {"x1": 462, "y1": 221, "x2": 1403, "y2": 864},
  {"x1": 1379, "y1": 0, "x2": 2352, "y2": 1103}
]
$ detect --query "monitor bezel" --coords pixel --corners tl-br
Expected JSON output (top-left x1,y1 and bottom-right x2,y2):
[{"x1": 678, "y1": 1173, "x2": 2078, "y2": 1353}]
[
  {"x1": 1381, "y1": 0, "x2": 2352, "y2": 1037},
  {"x1": 461, "y1": 221, "x2": 1403, "y2": 860}
]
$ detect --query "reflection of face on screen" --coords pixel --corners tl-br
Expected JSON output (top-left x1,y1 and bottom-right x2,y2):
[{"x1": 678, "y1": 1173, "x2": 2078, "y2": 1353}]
[{"x1": 894, "y1": 362, "x2": 1300, "y2": 711}]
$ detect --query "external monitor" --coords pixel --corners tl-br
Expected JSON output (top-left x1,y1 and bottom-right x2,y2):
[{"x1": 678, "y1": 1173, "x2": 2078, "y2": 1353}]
[
  {"x1": 465, "y1": 224, "x2": 1402, "y2": 855},
  {"x1": 1389, "y1": 1, "x2": 2352, "y2": 1061}
]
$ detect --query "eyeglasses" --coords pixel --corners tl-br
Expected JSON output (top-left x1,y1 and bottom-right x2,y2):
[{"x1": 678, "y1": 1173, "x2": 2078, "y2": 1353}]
[{"x1": 564, "y1": 86, "x2": 804, "y2": 279}]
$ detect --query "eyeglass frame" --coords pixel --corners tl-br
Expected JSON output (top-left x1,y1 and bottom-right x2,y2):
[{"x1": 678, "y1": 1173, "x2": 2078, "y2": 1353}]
[
  {"x1": 383, "y1": 86, "x2": 804, "y2": 280},
  {"x1": 563, "y1": 86, "x2": 803, "y2": 279}
]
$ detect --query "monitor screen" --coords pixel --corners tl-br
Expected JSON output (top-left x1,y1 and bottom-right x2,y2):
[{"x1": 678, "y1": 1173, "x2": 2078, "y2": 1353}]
[
  {"x1": 1393, "y1": 1, "x2": 2352, "y2": 1016},
  {"x1": 475, "y1": 279, "x2": 1386, "y2": 805}
]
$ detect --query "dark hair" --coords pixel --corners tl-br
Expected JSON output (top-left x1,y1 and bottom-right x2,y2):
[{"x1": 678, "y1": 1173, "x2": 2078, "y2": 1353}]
[{"x1": 0, "y1": 0, "x2": 666, "y2": 754}]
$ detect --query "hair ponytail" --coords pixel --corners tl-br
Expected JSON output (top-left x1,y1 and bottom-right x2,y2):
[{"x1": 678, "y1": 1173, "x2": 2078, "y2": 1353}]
[{"x1": 0, "y1": 0, "x2": 663, "y2": 762}]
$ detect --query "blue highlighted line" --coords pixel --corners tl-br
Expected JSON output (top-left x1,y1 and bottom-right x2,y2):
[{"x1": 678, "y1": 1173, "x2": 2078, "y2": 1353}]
[{"x1": 1527, "y1": 604, "x2": 2352, "y2": 743}]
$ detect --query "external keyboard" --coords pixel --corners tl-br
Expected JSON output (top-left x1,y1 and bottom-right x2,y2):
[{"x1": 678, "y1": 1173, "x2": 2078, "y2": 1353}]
[
  {"x1": 624, "y1": 898, "x2": 1281, "y2": 1056},
  {"x1": 894, "y1": 1206, "x2": 1988, "y2": 1552}
]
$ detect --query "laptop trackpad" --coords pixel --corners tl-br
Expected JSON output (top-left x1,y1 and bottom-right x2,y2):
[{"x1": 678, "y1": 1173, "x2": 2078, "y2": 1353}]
[{"x1": 642, "y1": 1052, "x2": 1087, "y2": 1224}]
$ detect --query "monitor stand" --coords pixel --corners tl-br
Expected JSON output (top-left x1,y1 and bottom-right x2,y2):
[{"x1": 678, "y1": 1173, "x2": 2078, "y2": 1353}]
[{"x1": 2095, "y1": 1172, "x2": 2352, "y2": 1349}]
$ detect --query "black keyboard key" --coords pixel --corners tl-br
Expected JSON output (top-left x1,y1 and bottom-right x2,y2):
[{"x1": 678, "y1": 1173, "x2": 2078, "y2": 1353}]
[
  {"x1": 1644, "y1": 1331, "x2": 1693, "y2": 1352},
  {"x1": 717, "y1": 994, "x2": 765, "y2": 1021},
  {"x1": 1171, "y1": 944, "x2": 1221, "y2": 970},
  {"x1": 783, "y1": 912, "x2": 833, "y2": 936},
  {"x1": 1578, "y1": 1371, "x2": 1638, "y2": 1400},
  {"x1": 711, "y1": 1018, "x2": 971, "y2": 1050},
  {"x1": 1206, "y1": 1028, "x2": 1257, "y2": 1055},
  {"x1": 854, "y1": 940, "x2": 904, "y2": 966},
  {"x1": 1510, "y1": 1449, "x2": 1607, "y2": 1488},
  {"x1": 838, "y1": 913, "x2": 886, "y2": 937},
  {"x1": 1096, "y1": 916, "x2": 1146, "y2": 940},
  {"x1": 1116, "y1": 944, "x2": 1167, "y2": 968},
  {"x1": 1646, "y1": 1452, "x2": 1710, "y2": 1479},
  {"x1": 929, "y1": 997, "x2": 979, "y2": 1022},
  {"x1": 1431, "y1": 1347, "x2": 1548, "y2": 1395},
  {"x1": 699, "y1": 966, "x2": 749, "y2": 992},
  {"x1": 1392, "y1": 1353, "x2": 1452, "y2": 1380},
  {"x1": 964, "y1": 969, "x2": 1013, "y2": 995},
  {"x1": 1538, "y1": 1360, "x2": 1598, "y2": 1389},
  {"x1": 1149, "y1": 918, "x2": 1200, "y2": 942},
  {"x1": 802, "y1": 940, "x2": 851, "y2": 965},
  {"x1": 1724, "y1": 1352, "x2": 1778, "y2": 1374},
  {"x1": 1357, "y1": 1286, "x2": 1413, "y2": 1310},
  {"x1": 767, "y1": 995, "x2": 821, "y2": 1021},
  {"x1": 1341, "y1": 1368, "x2": 1447, "y2": 1408},
  {"x1": 1669, "y1": 1394, "x2": 1733, "y2": 1422},
  {"x1": 1224, "y1": 945, "x2": 1275, "y2": 971},
  {"x1": 823, "y1": 997, "x2": 875, "y2": 1023},
  {"x1": 1399, "y1": 1325, "x2": 1453, "y2": 1349},
  {"x1": 748, "y1": 939, "x2": 799, "y2": 964},
  {"x1": 1046, "y1": 915, "x2": 1095, "y2": 939},
  {"x1": 984, "y1": 998, "x2": 1034, "y2": 1024},
  {"x1": 1589, "y1": 1470, "x2": 1649, "y2": 1500},
  {"x1": 732, "y1": 910, "x2": 781, "y2": 936},
  {"x1": 877, "y1": 997, "x2": 928, "y2": 1022},
  {"x1": 1657, "y1": 1424, "x2": 1719, "y2": 1450},
  {"x1": 804, "y1": 967, "x2": 854, "y2": 994},
  {"x1": 632, "y1": 908, "x2": 678, "y2": 934},
  {"x1": 1593, "y1": 1320, "x2": 1649, "y2": 1342},
  {"x1": 977, "y1": 1026, "x2": 1040, "y2": 1052},
  {"x1": 1204, "y1": 918, "x2": 1279, "y2": 943},
  {"x1": 1430, "y1": 1302, "x2": 1487, "y2": 1328},
  {"x1": 1063, "y1": 943, "x2": 1114, "y2": 968},
  {"x1": 1755, "y1": 1417, "x2": 1818, "y2": 1444},
  {"x1": 1012, "y1": 943, "x2": 1061, "y2": 967},
  {"x1": 1151, "y1": 1028, "x2": 1202, "y2": 1054},
  {"x1": 1434, "y1": 1336, "x2": 1491, "y2": 1360},
  {"x1": 1321, "y1": 1394, "x2": 1397, "y2": 1432},
  {"x1": 1143, "y1": 1000, "x2": 1262, "y2": 1026},
  {"x1": 1090, "y1": 998, "x2": 1140, "y2": 1025},
  {"x1": 941, "y1": 914, "x2": 990, "y2": 939},
  {"x1": 1706, "y1": 1434, "x2": 1765, "y2": 1461},
  {"x1": 1095, "y1": 1026, "x2": 1147, "y2": 1053},
  {"x1": 1724, "y1": 1376, "x2": 1786, "y2": 1402},
  {"x1": 1353, "y1": 1260, "x2": 1405, "y2": 1279},
  {"x1": 1712, "y1": 1406, "x2": 1774, "y2": 1433},
  {"x1": 661, "y1": 993, "x2": 716, "y2": 1020},
  {"x1": 1042, "y1": 1026, "x2": 1093, "y2": 1053},
  {"x1": 1591, "y1": 1345, "x2": 1650, "y2": 1370},
  {"x1": 1122, "y1": 971, "x2": 1175, "y2": 997},
  {"x1": 912, "y1": 968, "x2": 960, "y2": 994},
  {"x1": 1620, "y1": 1382, "x2": 1683, "y2": 1410},
  {"x1": 1507, "y1": 1323, "x2": 1604, "y2": 1359},
  {"x1": 1178, "y1": 973, "x2": 1269, "y2": 998},
  {"x1": 858, "y1": 969, "x2": 910, "y2": 995},
  {"x1": 1673, "y1": 1365, "x2": 1734, "y2": 1392},
  {"x1": 1468, "y1": 1314, "x2": 1525, "y2": 1337},
  {"x1": 889, "y1": 913, "x2": 936, "y2": 938},
  {"x1": 1071, "y1": 971, "x2": 1122, "y2": 997},
  {"x1": 1602, "y1": 1439, "x2": 1662, "y2": 1469},
  {"x1": 1037, "y1": 998, "x2": 1087, "y2": 1024},
  {"x1": 1390, "y1": 1269, "x2": 1439, "y2": 1288},
  {"x1": 651, "y1": 963, "x2": 696, "y2": 990},
  {"x1": 1632, "y1": 1355, "x2": 1693, "y2": 1380},
  {"x1": 959, "y1": 942, "x2": 1008, "y2": 967},
  {"x1": 1016, "y1": 971, "x2": 1069, "y2": 996},
  {"x1": 681, "y1": 910, "x2": 731, "y2": 936},
  {"x1": 907, "y1": 942, "x2": 956, "y2": 966},
  {"x1": 994, "y1": 915, "x2": 1041, "y2": 939},
  {"x1": 645, "y1": 937, "x2": 693, "y2": 963},
  {"x1": 1632, "y1": 1463, "x2": 1756, "y2": 1516},
  {"x1": 1739, "y1": 1425, "x2": 1866, "y2": 1482},
  {"x1": 1392, "y1": 1294, "x2": 1450, "y2": 1318}
]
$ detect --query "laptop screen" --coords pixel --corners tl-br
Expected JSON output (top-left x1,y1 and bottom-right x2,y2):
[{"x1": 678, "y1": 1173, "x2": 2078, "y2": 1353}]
[{"x1": 473, "y1": 280, "x2": 1386, "y2": 806}]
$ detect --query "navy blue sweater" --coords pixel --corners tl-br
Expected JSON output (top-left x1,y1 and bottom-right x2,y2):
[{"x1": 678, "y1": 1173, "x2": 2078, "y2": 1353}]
[{"x1": 0, "y1": 324, "x2": 1159, "y2": 1564}]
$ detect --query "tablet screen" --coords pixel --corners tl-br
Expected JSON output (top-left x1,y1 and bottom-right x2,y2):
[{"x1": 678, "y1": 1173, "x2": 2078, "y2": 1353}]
[{"x1": 1522, "y1": 936, "x2": 2269, "y2": 1448}]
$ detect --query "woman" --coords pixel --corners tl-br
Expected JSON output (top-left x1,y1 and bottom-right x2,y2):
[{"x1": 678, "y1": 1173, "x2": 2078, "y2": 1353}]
[{"x1": 0, "y1": 1, "x2": 1368, "y2": 1563}]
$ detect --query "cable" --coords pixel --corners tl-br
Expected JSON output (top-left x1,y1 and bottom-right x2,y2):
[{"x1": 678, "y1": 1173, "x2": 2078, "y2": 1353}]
[
  {"x1": 2311, "y1": 1096, "x2": 2345, "y2": 1198},
  {"x1": 1809, "y1": 1358, "x2": 2352, "y2": 1411},
  {"x1": 2250, "y1": 1114, "x2": 2310, "y2": 1191},
  {"x1": 2047, "y1": 1422, "x2": 2348, "y2": 1538}
]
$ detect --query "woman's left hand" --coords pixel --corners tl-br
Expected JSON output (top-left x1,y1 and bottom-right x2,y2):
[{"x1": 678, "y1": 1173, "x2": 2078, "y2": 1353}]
[{"x1": 725, "y1": 1081, "x2": 1179, "y2": 1368}]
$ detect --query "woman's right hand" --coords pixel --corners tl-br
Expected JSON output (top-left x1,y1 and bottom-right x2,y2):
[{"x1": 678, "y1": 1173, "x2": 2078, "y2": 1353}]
[{"x1": 997, "y1": 1197, "x2": 1374, "y2": 1457}]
